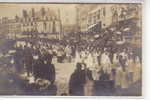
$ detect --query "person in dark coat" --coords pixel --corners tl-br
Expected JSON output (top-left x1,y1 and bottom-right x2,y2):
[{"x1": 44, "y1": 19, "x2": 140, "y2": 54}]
[
  {"x1": 119, "y1": 55, "x2": 126, "y2": 72},
  {"x1": 43, "y1": 61, "x2": 55, "y2": 84},
  {"x1": 69, "y1": 63, "x2": 86, "y2": 96},
  {"x1": 86, "y1": 68, "x2": 94, "y2": 81},
  {"x1": 33, "y1": 57, "x2": 43, "y2": 81},
  {"x1": 34, "y1": 53, "x2": 55, "y2": 84},
  {"x1": 99, "y1": 68, "x2": 110, "y2": 81},
  {"x1": 23, "y1": 46, "x2": 34, "y2": 76},
  {"x1": 13, "y1": 47, "x2": 22, "y2": 73},
  {"x1": 43, "y1": 52, "x2": 55, "y2": 84}
]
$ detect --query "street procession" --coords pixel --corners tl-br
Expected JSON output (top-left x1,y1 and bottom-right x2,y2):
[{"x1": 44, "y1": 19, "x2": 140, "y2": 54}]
[{"x1": 0, "y1": 4, "x2": 142, "y2": 96}]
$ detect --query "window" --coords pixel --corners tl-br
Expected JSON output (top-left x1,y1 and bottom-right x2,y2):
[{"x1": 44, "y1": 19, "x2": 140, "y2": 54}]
[
  {"x1": 97, "y1": 10, "x2": 100, "y2": 19},
  {"x1": 88, "y1": 15, "x2": 92, "y2": 25},
  {"x1": 44, "y1": 22, "x2": 47, "y2": 31},
  {"x1": 103, "y1": 8, "x2": 106, "y2": 17}
]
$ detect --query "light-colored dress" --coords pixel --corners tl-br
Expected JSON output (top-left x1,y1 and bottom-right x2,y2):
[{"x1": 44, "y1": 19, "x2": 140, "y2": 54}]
[
  {"x1": 74, "y1": 51, "x2": 81, "y2": 65},
  {"x1": 92, "y1": 53, "x2": 100, "y2": 80},
  {"x1": 101, "y1": 53, "x2": 111, "y2": 74},
  {"x1": 121, "y1": 71, "x2": 129, "y2": 89},
  {"x1": 86, "y1": 53, "x2": 94, "y2": 70},
  {"x1": 133, "y1": 57, "x2": 142, "y2": 82},
  {"x1": 115, "y1": 66, "x2": 123, "y2": 87},
  {"x1": 126, "y1": 58, "x2": 134, "y2": 84}
]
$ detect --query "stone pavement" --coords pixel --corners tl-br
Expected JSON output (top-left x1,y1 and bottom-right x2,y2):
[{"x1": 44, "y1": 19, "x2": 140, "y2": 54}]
[{"x1": 54, "y1": 62, "x2": 76, "y2": 95}]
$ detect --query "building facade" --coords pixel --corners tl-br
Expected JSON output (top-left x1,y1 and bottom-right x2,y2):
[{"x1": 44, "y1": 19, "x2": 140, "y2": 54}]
[
  {"x1": 78, "y1": 4, "x2": 140, "y2": 33},
  {"x1": 77, "y1": 4, "x2": 141, "y2": 48},
  {"x1": 21, "y1": 8, "x2": 62, "y2": 36},
  {"x1": 0, "y1": 17, "x2": 10, "y2": 36},
  {"x1": 0, "y1": 7, "x2": 62, "y2": 39}
]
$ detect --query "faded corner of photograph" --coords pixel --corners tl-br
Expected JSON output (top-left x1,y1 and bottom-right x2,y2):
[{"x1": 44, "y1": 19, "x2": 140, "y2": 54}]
[{"x1": 0, "y1": 3, "x2": 142, "y2": 96}]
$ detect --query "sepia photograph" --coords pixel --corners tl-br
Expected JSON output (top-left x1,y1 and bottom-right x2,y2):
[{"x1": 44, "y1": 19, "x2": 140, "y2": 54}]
[{"x1": 0, "y1": 3, "x2": 142, "y2": 96}]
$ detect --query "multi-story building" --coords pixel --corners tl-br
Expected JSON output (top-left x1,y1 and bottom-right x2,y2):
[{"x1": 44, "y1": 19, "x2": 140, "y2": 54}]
[
  {"x1": 86, "y1": 5, "x2": 121, "y2": 32},
  {"x1": 77, "y1": 5, "x2": 116, "y2": 33},
  {"x1": 78, "y1": 4, "x2": 140, "y2": 33},
  {"x1": 77, "y1": 4, "x2": 141, "y2": 48},
  {"x1": 21, "y1": 8, "x2": 62, "y2": 36},
  {"x1": 0, "y1": 17, "x2": 10, "y2": 36},
  {"x1": 0, "y1": 7, "x2": 62, "y2": 40},
  {"x1": 8, "y1": 16, "x2": 22, "y2": 39}
]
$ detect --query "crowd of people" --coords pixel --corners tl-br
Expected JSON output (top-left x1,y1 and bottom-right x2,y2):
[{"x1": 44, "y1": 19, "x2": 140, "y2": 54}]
[
  {"x1": 0, "y1": 8, "x2": 142, "y2": 95},
  {"x1": 68, "y1": 44, "x2": 141, "y2": 95},
  {"x1": 9, "y1": 37, "x2": 142, "y2": 95}
]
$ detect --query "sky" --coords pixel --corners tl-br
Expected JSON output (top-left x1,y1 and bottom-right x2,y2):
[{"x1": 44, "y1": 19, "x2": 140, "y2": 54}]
[
  {"x1": 0, "y1": 3, "x2": 140, "y2": 25},
  {"x1": 0, "y1": 3, "x2": 77, "y2": 25}
]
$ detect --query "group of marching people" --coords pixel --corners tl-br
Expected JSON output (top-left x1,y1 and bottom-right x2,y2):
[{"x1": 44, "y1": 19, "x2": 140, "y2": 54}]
[
  {"x1": 12, "y1": 41, "x2": 75, "y2": 83},
  {"x1": 72, "y1": 46, "x2": 142, "y2": 95},
  {"x1": 13, "y1": 41, "x2": 57, "y2": 85},
  {"x1": 12, "y1": 40, "x2": 141, "y2": 95},
  {"x1": 12, "y1": 41, "x2": 77, "y2": 95}
]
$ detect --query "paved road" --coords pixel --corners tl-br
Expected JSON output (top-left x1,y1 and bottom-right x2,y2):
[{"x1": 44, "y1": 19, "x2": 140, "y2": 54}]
[{"x1": 54, "y1": 62, "x2": 76, "y2": 95}]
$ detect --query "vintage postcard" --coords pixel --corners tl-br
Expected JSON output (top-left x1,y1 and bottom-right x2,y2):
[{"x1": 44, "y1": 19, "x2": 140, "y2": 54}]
[{"x1": 0, "y1": 3, "x2": 142, "y2": 96}]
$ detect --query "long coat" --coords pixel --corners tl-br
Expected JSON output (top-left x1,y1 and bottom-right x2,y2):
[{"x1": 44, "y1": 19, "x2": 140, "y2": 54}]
[
  {"x1": 33, "y1": 59, "x2": 55, "y2": 84},
  {"x1": 42, "y1": 63, "x2": 56, "y2": 84},
  {"x1": 69, "y1": 69, "x2": 86, "y2": 96}
]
